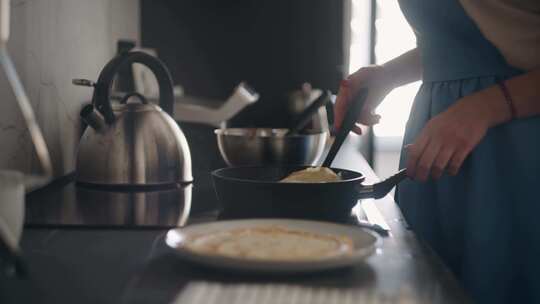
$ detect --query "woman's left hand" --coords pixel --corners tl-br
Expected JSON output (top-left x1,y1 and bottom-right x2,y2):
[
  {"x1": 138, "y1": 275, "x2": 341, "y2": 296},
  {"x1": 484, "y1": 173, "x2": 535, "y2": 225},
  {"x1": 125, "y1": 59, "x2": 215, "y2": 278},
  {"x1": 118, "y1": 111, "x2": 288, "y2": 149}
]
[{"x1": 406, "y1": 94, "x2": 503, "y2": 181}]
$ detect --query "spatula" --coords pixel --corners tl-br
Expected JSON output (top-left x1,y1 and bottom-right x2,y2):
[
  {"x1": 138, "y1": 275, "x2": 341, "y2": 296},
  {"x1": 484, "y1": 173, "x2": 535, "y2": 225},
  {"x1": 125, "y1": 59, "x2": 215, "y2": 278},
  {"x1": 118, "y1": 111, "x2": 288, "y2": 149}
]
[{"x1": 322, "y1": 88, "x2": 368, "y2": 167}]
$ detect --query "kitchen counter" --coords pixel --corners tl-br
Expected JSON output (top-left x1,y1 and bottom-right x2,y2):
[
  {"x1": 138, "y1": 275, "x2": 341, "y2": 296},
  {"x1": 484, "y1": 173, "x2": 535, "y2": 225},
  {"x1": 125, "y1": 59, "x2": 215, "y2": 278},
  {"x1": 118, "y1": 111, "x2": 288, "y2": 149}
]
[{"x1": 1, "y1": 135, "x2": 472, "y2": 304}]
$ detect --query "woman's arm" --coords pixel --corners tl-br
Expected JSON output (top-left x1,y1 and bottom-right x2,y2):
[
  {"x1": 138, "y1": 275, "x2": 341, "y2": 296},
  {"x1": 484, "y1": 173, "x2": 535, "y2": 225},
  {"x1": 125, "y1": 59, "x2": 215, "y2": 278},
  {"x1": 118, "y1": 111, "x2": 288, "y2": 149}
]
[
  {"x1": 335, "y1": 48, "x2": 422, "y2": 133},
  {"x1": 381, "y1": 47, "x2": 423, "y2": 88},
  {"x1": 406, "y1": 68, "x2": 540, "y2": 181},
  {"x1": 479, "y1": 69, "x2": 540, "y2": 125}
]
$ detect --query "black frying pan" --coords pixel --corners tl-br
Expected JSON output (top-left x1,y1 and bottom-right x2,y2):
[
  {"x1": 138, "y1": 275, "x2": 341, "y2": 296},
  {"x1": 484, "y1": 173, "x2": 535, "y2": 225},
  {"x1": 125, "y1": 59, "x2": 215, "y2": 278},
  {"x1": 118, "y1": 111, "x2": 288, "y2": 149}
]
[
  {"x1": 212, "y1": 87, "x2": 407, "y2": 221},
  {"x1": 212, "y1": 166, "x2": 406, "y2": 221}
]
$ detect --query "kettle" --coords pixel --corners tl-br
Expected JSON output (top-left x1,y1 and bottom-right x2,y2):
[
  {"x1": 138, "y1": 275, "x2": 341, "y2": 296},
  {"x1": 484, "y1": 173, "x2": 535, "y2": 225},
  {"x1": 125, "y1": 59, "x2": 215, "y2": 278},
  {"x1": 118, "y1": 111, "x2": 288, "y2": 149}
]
[{"x1": 74, "y1": 51, "x2": 192, "y2": 189}]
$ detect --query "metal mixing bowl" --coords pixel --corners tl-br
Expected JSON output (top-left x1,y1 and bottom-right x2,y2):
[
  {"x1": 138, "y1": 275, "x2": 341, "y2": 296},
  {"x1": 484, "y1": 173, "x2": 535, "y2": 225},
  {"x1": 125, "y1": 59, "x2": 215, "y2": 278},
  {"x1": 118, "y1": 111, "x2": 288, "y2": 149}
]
[{"x1": 215, "y1": 128, "x2": 328, "y2": 166}]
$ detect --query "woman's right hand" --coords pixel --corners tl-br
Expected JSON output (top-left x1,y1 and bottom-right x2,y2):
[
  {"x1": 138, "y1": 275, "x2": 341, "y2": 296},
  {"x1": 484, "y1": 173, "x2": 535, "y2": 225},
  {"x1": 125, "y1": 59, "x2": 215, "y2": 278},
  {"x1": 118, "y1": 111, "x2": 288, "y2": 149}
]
[{"x1": 334, "y1": 65, "x2": 395, "y2": 134}]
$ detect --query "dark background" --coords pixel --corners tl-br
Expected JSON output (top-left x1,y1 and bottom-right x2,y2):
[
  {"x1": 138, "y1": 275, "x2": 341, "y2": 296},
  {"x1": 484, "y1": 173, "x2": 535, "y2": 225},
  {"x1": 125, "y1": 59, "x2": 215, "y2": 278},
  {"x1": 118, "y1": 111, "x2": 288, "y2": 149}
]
[
  {"x1": 141, "y1": 1, "x2": 347, "y2": 209},
  {"x1": 141, "y1": 0, "x2": 346, "y2": 127}
]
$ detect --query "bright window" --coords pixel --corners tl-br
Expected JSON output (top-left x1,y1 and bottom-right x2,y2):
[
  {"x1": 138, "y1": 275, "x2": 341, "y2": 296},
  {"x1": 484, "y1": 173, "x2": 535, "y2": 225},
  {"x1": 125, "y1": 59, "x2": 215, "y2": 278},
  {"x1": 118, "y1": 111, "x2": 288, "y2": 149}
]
[
  {"x1": 349, "y1": 0, "x2": 420, "y2": 139},
  {"x1": 373, "y1": 0, "x2": 419, "y2": 138}
]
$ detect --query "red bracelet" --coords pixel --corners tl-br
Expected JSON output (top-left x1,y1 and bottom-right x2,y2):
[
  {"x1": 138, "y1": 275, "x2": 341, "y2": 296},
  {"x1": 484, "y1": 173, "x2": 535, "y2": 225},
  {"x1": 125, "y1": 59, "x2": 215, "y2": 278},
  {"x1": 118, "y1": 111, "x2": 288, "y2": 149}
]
[{"x1": 497, "y1": 80, "x2": 517, "y2": 120}]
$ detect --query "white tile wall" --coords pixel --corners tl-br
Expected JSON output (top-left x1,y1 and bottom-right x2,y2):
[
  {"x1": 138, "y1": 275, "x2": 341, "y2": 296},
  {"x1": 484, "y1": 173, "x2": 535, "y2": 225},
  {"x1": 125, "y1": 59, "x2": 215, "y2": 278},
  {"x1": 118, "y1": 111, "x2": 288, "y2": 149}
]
[{"x1": 0, "y1": 0, "x2": 139, "y2": 176}]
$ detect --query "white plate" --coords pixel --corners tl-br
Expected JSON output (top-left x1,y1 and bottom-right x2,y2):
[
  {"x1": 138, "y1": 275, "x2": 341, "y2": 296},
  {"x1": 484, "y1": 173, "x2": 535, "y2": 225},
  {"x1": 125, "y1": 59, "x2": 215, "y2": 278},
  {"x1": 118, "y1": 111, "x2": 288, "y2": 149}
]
[{"x1": 165, "y1": 219, "x2": 379, "y2": 274}]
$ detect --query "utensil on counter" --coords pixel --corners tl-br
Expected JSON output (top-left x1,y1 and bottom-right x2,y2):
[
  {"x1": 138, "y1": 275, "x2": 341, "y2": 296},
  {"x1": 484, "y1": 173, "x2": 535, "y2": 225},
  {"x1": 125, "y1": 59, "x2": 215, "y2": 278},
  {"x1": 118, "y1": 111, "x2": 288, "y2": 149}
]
[
  {"x1": 172, "y1": 82, "x2": 259, "y2": 128},
  {"x1": 73, "y1": 51, "x2": 192, "y2": 189},
  {"x1": 129, "y1": 48, "x2": 260, "y2": 128},
  {"x1": 166, "y1": 219, "x2": 378, "y2": 274},
  {"x1": 360, "y1": 200, "x2": 391, "y2": 234},
  {"x1": 0, "y1": 171, "x2": 27, "y2": 278},
  {"x1": 356, "y1": 218, "x2": 389, "y2": 236},
  {"x1": 285, "y1": 90, "x2": 332, "y2": 136},
  {"x1": 215, "y1": 128, "x2": 328, "y2": 167},
  {"x1": 0, "y1": 1, "x2": 52, "y2": 278},
  {"x1": 0, "y1": 53, "x2": 52, "y2": 191}
]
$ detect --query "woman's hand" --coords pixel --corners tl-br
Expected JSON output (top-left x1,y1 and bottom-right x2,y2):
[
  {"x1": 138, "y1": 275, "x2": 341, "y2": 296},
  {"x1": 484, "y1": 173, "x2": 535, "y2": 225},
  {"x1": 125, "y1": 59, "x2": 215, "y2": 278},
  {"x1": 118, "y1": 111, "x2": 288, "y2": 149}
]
[
  {"x1": 406, "y1": 92, "x2": 509, "y2": 181},
  {"x1": 334, "y1": 65, "x2": 394, "y2": 134},
  {"x1": 334, "y1": 48, "x2": 423, "y2": 134}
]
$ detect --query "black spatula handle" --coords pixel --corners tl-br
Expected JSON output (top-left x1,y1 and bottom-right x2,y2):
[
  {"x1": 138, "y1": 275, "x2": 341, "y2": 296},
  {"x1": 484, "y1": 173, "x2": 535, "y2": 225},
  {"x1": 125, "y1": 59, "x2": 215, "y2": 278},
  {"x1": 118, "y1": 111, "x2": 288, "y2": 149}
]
[{"x1": 322, "y1": 88, "x2": 368, "y2": 167}]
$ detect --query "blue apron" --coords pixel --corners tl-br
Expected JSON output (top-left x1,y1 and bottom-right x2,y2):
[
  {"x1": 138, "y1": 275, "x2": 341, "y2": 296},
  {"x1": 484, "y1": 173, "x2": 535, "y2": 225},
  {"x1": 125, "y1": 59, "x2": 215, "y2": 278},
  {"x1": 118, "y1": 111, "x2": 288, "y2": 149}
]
[{"x1": 396, "y1": 1, "x2": 540, "y2": 303}]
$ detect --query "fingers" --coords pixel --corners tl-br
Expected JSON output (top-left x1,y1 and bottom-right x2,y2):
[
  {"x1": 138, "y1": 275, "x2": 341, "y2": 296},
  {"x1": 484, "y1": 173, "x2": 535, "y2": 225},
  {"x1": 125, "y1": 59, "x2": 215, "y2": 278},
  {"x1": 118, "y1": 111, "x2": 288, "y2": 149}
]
[
  {"x1": 352, "y1": 124, "x2": 363, "y2": 135},
  {"x1": 346, "y1": 69, "x2": 368, "y2": 96},
  {"x1": 352, "y1": 114, "x2": 380, "y2": 135},
  {"x1": 406, "y1": 142, "x2": 469, "y2": 181},
  {"x1": 402, "y1": 98, "x2": 486, "y2": 181},
  {"x1": 414, "y1": 140, "x2": 442, "y2": 182},
  {"x1": 334, "y1": 66, "x2": 385, "y2": 133},
  {"x1": 405, "y1": 132, "x2": 429, "y2": 178},
  {"x1": 347, "y1": 66, "x2": 377, "y2": 96},
  {"x1": 447, "y1": 147, "x2": 469, "y2": 176},
  {"x1": 431, "y1": 146, "x2": 454, "y2": 179},
  {"x1": 361, "y1": 112, "x2": 381, "y2": 126},
  {"x1": 334, "y1": 84, "x2": 380, "y2": 134}
]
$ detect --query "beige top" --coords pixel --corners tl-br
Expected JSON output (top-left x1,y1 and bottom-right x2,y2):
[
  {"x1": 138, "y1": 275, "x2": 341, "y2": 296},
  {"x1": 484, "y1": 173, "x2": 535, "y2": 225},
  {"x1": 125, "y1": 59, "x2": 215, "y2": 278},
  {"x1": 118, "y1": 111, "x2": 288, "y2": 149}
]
[{"x1": 459, "y1": 0, "x2": 540, "y2": 70}]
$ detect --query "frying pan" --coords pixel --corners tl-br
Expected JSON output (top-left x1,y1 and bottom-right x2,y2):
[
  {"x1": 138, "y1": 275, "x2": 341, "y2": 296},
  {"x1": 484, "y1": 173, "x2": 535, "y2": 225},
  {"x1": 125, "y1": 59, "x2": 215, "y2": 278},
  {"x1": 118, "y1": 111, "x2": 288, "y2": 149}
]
[
  {"x1": 212, "y1": 166, "x2": 406, "y2": 221},
  {"x1": 212, "y1": 87, "x2": 408, "y2": 221}
]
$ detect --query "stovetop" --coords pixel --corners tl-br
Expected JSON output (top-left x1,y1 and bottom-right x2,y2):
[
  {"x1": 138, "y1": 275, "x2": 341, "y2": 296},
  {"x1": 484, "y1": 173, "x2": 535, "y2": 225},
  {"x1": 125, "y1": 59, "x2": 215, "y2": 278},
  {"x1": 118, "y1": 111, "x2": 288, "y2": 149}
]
[{"x1": 25, "y1": 174, "x2": 220, "y2": 229}]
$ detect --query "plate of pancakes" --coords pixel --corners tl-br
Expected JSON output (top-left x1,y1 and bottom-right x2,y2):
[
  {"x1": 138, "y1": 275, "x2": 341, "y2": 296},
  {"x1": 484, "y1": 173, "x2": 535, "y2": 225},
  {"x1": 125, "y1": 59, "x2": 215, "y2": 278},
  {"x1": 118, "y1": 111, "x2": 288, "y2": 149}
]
[{"x1": 165, "y1": 219, "x2": 379, "y2": 274}]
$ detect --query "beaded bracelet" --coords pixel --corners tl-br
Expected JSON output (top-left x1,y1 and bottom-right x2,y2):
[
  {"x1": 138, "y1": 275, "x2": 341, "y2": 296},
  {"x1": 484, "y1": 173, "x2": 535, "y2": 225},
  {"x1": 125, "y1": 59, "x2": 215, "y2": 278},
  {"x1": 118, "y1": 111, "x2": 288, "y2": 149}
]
[{"x1": 497, "y1": 80, "x2": 517, "y2": 120}]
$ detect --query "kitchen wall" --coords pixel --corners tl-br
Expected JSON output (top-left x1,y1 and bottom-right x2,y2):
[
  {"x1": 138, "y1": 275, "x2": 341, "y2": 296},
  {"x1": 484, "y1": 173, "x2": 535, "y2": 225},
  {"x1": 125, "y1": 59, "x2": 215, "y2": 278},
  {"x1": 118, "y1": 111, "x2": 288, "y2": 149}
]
[
  {"x1": 0, "y1": 0, "x2": 139, "y2": 177},
  {"x1": 140, "y1": 1, "x2": 347, "y2": 212},
  {"x1": 141, "y1": 0, "x2": 346, "y2": 128}
]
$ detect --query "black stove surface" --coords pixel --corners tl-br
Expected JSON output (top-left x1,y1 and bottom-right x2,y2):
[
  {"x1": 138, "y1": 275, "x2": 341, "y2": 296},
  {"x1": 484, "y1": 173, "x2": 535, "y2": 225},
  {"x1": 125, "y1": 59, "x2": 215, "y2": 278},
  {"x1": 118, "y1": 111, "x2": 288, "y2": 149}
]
[{"x1": 25, "y1": 174, "x2": 220, "y2": 229}]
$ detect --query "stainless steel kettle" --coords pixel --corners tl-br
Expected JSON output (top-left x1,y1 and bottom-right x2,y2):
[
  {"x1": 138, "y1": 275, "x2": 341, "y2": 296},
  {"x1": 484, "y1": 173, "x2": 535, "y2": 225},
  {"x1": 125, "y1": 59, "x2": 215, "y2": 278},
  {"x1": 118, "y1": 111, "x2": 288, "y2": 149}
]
[{"x1": 74, "y1": 51, "x2": 192, "y2": 189}]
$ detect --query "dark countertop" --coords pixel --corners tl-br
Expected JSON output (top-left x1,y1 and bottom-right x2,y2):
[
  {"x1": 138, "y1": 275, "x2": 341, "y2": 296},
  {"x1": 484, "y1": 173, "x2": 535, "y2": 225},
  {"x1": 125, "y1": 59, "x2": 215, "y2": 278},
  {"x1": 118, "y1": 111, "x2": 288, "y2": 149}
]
[{"x1": 1, "y1": 135, "x2": 472, "y2": 304}]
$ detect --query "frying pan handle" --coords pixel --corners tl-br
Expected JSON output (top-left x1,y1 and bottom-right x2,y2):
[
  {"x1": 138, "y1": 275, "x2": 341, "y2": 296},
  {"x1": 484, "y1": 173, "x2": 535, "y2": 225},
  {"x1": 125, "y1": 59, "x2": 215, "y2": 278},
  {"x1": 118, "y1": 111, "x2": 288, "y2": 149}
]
[{"x1": 356, "y1": 169, "x2": 407, "y2": 199}]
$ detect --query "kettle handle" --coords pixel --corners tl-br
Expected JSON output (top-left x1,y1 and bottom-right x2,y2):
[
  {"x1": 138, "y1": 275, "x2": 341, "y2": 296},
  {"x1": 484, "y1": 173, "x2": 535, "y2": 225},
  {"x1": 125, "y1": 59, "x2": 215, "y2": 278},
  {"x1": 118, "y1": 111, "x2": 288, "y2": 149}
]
[{"x1": 92, "y1": 51, "x2": 175, "y2": 124}]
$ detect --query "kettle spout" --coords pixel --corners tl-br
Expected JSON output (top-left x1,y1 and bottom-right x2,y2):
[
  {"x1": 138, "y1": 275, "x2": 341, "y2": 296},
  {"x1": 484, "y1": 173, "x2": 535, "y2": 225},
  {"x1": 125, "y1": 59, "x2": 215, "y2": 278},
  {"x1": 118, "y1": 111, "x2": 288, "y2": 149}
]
[{"x1": 80, "y1": 104, "x2": 108, "y2": 133}]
